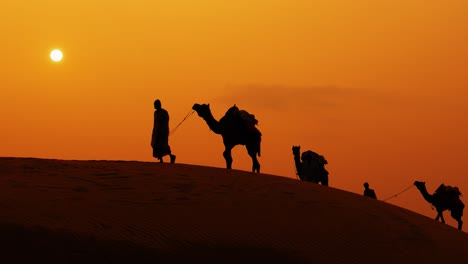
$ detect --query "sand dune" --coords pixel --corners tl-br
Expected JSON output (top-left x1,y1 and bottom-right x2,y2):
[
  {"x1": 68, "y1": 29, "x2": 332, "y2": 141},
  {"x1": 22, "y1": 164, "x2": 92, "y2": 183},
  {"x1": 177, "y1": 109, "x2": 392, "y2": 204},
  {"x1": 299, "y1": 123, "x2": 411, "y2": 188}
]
[{"x1": 0, "y1": 157, "x2": 467, "y2": 263}]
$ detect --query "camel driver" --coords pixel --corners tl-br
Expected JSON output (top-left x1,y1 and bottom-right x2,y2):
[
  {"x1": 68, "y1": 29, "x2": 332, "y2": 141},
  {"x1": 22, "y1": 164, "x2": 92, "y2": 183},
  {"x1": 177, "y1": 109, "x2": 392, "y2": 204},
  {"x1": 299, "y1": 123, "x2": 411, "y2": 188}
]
[
  {"x1": 151, "y1": 99, "x2": 176, "y2": 163},
  {"x1": 363, "y1": 182, "x2": 377, "y2": 199}
]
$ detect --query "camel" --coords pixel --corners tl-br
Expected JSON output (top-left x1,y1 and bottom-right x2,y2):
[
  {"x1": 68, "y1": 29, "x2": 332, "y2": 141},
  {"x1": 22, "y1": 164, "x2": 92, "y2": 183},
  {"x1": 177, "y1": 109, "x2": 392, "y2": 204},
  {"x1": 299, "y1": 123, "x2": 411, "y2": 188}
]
[
  {"x1": 413, "y1": 181, "x2": 464, "y2": 230},
  {"x1": 192, "y1": 103, "x2": 262, "y2": 173},
  {"x1": 292, "y1": 145, "x2": 329, "y2": 186}
]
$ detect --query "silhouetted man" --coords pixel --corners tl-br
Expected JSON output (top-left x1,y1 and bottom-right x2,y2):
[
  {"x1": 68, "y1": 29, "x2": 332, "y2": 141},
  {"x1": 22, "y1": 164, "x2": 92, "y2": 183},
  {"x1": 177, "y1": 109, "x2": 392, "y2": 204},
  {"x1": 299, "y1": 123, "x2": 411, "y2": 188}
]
[
  {"x1": 151, "y1": 99, "x2": 176, "y2": 163},
  {"x1": 363, "y1": 182, "x2": 377, "y2": 199}
]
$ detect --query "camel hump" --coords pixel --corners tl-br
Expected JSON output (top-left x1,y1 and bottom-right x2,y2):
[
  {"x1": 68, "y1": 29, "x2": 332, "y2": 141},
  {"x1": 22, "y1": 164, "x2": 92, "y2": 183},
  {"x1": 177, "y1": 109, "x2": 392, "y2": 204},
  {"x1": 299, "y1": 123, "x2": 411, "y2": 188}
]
[{"x1": 220, "y1": 105, "x2": 239, "y2": 123}]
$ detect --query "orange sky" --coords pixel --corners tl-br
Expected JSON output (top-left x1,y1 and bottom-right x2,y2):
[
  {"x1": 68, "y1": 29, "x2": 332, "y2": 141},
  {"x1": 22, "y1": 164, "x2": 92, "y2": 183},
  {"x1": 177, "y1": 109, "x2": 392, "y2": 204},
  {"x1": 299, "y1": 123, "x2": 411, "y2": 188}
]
[{"x1": 1, "y1": 0, "x2": 468, "y2": 229}]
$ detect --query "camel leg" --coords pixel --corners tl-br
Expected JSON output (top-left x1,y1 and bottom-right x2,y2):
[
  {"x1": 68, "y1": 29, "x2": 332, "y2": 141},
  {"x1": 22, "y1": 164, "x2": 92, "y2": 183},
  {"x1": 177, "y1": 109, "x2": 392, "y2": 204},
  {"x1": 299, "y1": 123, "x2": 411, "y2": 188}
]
[
  {"x1": 223, "y1": 147, "x2": 233, "y2": 170},
  {"x1": 321, "y1": 174, "x2": 329, "y2": 186},
  {"x1": 246, "y1": 144, "x2": 260, "y2": 173},
  {"x1": 435, "y1": 211, "x2": 445, "y2": 224},
  {"x1": 450, "y1": 210, "x2": 463, "y2": 230},
  {"x1": 249, "y1": 151, "x2": 260, "y2": 173}
]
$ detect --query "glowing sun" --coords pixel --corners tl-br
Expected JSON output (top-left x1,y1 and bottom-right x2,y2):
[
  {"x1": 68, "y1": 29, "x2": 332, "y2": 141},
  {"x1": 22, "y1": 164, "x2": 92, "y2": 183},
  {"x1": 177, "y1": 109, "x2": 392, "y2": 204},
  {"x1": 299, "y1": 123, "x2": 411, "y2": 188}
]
[{"x1": 50, "y1": 49, "x2": 63, "y2": 62}]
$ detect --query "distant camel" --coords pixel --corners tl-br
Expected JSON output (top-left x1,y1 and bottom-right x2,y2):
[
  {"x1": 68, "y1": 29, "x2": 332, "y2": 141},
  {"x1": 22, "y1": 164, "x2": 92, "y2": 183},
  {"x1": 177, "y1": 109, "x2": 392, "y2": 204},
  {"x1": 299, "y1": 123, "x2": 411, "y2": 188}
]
[
  {"x1": 414, "y1": 181, "x2": 464, "y2": 230},
  {"x1": 192, "y1": 103, "x2": 262, "y2": 173},
  {"x1": 292, "y1": 145, "x2": 328, "y2": 186}
]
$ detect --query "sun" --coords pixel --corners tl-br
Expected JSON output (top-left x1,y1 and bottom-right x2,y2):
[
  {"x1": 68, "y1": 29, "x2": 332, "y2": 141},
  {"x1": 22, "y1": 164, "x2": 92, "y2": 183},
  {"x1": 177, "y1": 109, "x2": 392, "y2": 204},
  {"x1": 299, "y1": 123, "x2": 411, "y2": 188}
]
[{"x1": 50, "y1": 49, "x2": 63, "y2": 62}]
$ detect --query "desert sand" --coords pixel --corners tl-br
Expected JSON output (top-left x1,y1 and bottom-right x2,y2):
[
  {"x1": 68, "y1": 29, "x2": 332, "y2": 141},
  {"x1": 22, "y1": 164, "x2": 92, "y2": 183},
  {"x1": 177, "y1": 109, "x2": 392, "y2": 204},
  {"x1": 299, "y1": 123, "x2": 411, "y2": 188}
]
[{"x1": 0, "y1": 157, "x2": 467, "y2": 263}]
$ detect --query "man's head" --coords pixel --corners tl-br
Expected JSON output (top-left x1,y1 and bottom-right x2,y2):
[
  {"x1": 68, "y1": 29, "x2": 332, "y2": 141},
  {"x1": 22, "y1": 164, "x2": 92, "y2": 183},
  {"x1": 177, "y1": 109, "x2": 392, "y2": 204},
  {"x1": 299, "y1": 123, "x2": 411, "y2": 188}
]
[
  {"x1": 154, "y1": 99, "x2": 161, "y2": 110},
  {"x1": 363, "y1": 182, "x2": 369, "y2": 189}
]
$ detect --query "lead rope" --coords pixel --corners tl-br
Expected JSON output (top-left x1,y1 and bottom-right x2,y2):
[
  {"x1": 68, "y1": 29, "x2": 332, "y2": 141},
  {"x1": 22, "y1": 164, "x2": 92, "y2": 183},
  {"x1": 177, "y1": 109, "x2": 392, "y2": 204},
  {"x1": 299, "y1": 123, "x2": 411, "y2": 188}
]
[
  {"x1": 169, "y1": 109, "x2": 195, "y2": 136},
  {"x1": 383, "y1": 183, "x2": 415, "y2": 202}
]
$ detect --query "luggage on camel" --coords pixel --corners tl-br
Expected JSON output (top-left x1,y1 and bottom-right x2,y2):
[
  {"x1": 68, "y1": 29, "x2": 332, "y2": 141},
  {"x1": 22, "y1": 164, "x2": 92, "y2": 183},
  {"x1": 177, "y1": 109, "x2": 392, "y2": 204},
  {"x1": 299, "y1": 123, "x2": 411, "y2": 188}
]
[
  {"x1": 238, "y1": 109, "x2": 258, "y2": 126},
  {"x1": 435, "y1": 184, "x2": 462, "y2": 197},
  {"x1": 435, "y1": 183, "x2": 463, "y2": 204},
  {"x1": 223, "y1": 105, "x2": 259, "y2": 134}
]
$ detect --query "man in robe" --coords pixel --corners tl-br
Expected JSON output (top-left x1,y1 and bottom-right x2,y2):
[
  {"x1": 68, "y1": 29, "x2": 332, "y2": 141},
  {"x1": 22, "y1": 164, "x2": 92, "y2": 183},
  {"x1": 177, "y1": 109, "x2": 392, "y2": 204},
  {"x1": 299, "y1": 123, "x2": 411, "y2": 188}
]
[{"x1": 151, "y1": 99, "x2": 176, "y2": 163}]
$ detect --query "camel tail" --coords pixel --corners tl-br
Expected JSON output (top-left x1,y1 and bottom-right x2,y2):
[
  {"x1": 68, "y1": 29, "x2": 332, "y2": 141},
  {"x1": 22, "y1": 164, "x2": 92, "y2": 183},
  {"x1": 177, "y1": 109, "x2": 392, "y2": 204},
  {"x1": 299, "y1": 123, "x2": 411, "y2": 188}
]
[
  {"x1": 251, "y1": 130, "x2": 261, "y2": 157},
  {"x1": 257, "y1": 134, "x2": 261, "y2": 157}
]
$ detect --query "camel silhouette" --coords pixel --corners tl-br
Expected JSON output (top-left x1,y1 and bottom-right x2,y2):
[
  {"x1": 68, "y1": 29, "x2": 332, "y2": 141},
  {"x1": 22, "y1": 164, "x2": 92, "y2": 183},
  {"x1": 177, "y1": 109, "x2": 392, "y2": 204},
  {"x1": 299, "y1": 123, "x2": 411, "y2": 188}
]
[
  {"x1": 292, "y1": 145, "x2": 328, "y2": 186},
  {"x1": 414, "y1": 181, "x2": 464, "y2": 230},
  {"x1": 192, "y1": 103, "x2": 261, "y2": 173}
]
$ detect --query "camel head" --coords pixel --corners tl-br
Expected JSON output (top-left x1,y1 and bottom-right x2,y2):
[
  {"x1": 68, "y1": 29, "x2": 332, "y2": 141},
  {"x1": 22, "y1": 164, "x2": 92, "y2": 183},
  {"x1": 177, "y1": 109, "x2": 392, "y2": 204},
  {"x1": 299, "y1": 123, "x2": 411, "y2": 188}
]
[
  {"x1": 292, "y1": 145, "x2": 301, "y2": 157},
  {"x1": 414, "y1": 181, "x2": 426, "y2": 187},
  {"x1": 192, "y1": 103, "x2": 210, "y2": 118},
  {"x1": 414, "y1": 181, "x2": 426, "y2": 189}
]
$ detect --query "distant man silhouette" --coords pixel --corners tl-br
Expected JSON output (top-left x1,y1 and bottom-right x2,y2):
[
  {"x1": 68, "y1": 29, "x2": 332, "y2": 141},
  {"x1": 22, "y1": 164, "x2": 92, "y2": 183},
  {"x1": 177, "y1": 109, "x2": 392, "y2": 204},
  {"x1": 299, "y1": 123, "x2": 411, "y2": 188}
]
[
  {"x1": 363, "y1": 182, "x2": 377, "y2": 199},
  {"x1": 151, "y1": 99, "x2": 176, "y2": 163}
]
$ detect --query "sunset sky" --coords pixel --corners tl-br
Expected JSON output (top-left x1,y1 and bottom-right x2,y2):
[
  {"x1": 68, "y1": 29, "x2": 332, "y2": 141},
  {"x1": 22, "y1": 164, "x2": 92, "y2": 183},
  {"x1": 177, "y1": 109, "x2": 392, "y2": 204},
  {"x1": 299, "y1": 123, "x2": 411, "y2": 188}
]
[{"x1": 2, "y1": 1, "x2": 467, "y2": 228}]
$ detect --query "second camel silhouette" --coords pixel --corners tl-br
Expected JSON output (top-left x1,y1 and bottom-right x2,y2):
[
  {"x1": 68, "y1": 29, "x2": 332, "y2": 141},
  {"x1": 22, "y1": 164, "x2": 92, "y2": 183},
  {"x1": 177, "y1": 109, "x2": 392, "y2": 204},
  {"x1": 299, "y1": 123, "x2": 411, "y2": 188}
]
[
  {"x1": 192, "y1": 103, "x2": 262, "y2": 173},
  {"x1": 414, "y1": 181, "x2": 464, "y2": 230},
  {"x1": 292, "y1": 145, "x2": 329, "y2": 186}
]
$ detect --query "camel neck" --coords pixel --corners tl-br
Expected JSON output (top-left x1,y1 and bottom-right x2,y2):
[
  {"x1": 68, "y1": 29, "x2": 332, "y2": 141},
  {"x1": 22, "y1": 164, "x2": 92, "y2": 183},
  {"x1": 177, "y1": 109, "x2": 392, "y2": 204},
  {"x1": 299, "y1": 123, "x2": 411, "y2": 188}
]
[
  {"x1": 416, "y1": 184, "x2": 434, "y2": 204},
  {"x1": 202, "y1": 111, "x2": 222, "y2": 134},
  {"x1": 293, "y1": 153, "x2": 302, "y2": 177}
]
